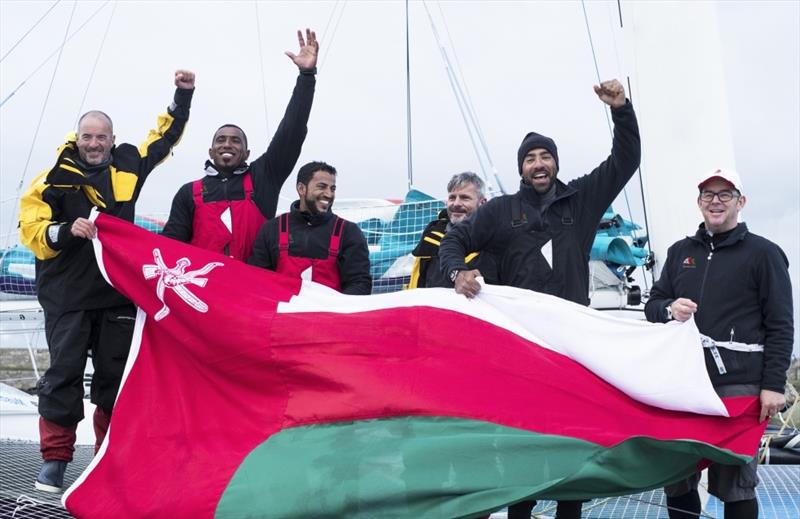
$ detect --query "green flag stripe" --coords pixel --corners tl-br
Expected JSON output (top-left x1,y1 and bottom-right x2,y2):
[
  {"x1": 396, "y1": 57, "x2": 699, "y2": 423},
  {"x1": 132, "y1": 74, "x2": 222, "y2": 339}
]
[{"x1": 215, "y1": 416, "x2": 750, "y2": 519}]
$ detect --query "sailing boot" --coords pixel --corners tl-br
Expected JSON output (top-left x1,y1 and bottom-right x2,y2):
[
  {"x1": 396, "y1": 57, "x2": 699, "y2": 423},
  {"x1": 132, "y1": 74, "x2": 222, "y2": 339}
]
[{"x1": 35, "y1": 460, "x2": 67, "y2": 493}]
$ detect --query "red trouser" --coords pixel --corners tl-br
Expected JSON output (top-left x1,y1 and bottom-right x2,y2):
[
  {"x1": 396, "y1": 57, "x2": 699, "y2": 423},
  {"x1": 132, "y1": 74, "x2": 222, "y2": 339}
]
[
  {"x1": 40, "y1": 407, "x2": 111, "y2": 461},
  {"x1": 38, "y1": 305, "x2": 134, "y2": 461}
]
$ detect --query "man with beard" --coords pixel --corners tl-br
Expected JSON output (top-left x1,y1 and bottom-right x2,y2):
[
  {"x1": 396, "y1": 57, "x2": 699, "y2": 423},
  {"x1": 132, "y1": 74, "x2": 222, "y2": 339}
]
[
  {"x1": 438, "y1": 79, "x2": 641, "y2": 519},
  {"x1": 162, "y1": 29, "x2": 318, "y2": 261},
  {"x1": 248, "y1": 161, "x2": 372, "y2": 295},
  {"x1": 19, "y1": 70, "x2": 195, "y2": 493},
  {"x1": 408, "y1": 172, "x2": 493, "y2": 288},
  {"x1": 645, "y1": 169, "x2": 792, "y2": 519}
]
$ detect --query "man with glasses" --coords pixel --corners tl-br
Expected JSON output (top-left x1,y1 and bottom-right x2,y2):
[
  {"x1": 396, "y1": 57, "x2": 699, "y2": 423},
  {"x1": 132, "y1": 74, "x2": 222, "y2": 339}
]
[{"x1": 645, "y1": 169, "x2": 793, "y2": 519}]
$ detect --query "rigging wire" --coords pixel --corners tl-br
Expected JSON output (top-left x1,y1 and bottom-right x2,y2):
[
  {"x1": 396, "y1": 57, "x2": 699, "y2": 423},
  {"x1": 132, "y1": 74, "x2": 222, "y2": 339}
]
[
  {"x1": 318, "y1": 0, "x2": 340, "y2": 57},
  {"x1": 580, "y1": 0, "x2": 652, "y2": 290},
  {"x1": 405, "y1": 0, "x2": 413, "y2": 191},
  {"x1": 3, "y1": 0, "x2": 78, "y2": 248},
  {"x1": 318, "y1": 1, "x2": 347, "y2": 72},
  {"x1": 0, "y1": 1, "x2": 112, "y2": 109},
  {"x1": 580, "y1": 0, "x2": 613, "y2": 136},
  {"x1": 627, "y1": 75, "x2": 656, "y2": 289},
  {"x1": 433, "y1": 1, "x2": 505, "y2": 195},
  {"x1": 0, "y1": 0, "x2": 61, "y2": 63},
  {"x1": 421, "y1": 3, "x2": 487, "y2": 189},
  {"x1": 254, "y1": 2, "x2": 271, "y2": 140},
  {"x1": 73, "y1": 1, "x2": 117, "y2": 128}
]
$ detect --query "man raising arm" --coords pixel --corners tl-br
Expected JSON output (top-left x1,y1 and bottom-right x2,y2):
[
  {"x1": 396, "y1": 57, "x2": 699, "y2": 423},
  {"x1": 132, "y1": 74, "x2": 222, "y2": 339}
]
[
  {"x1": 163, "y1": 29, "x2": 318, "y2": 261},
  {"x1": 19, "y1": 70, "x2": 195, "y2": 493}
]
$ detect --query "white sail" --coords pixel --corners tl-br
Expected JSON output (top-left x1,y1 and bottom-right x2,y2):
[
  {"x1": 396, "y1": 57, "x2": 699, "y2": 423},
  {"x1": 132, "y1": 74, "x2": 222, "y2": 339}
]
[{"x1": 623, "y1": 1, "x2": 738, "y2": 278}]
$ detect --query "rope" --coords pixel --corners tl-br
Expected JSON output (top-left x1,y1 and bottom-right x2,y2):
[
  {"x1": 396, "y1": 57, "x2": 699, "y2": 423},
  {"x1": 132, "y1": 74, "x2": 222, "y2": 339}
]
[
  {"x1": 0, "y1": 1, "x2": 111, "y2": 110},
  {"x1": 0, "y1": 0, "x2": 61, "y2": 63},
  {"x1": 254, "y1": 2, "x2": 271, "y2": 141},
  {"x1": 621, "y1": 494, "x2": 718, "y2": 518},
  {"x1": 73, "y1": 1, "x2": 117, "y2": 128},
  {"x1": 3, "y1": 0, "x2": 79, "y2": 249}
]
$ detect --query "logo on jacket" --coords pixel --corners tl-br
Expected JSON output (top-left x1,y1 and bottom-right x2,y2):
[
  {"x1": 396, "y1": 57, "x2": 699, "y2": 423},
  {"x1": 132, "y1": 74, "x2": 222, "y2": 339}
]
[
  {"x1": 681, "y1": 256, "x2": 696, "y2": 268},
  {"x1": 142, "y1": 249, "x2": 224, "y2": 321}
]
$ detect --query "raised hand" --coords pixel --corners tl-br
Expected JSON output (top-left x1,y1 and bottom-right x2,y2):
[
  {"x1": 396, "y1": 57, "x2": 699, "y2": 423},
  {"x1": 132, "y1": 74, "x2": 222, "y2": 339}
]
[
  {"x1": 593, "y1": 79, "x2": 626, "y2": 108},
  {"x1": 285, "y1": 28, "x2": 319, "y2": 71},
  {"x1": 174, "y1": 70, "x2": 196, "y2": 89}
]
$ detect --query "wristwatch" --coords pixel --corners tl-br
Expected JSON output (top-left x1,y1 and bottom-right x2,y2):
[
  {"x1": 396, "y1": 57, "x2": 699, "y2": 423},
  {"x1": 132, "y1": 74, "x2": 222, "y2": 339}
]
[
  {"x1": 665, "y1": 303, "x2": 674, "y2": 321},
  {"x1": 449, "y1": 269, "x2": 461, "y2": 283}
]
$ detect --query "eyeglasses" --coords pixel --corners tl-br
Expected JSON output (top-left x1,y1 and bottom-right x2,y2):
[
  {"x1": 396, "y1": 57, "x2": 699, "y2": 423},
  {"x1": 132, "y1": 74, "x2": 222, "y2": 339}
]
[{"x1": 699, "y1": 190, "x2": 740, "y2": 203}]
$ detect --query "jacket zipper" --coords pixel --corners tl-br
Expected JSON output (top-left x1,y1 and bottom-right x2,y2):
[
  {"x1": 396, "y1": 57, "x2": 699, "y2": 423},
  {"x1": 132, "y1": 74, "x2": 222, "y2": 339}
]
[
  {"x1": 222, "y1": 177, "x2": 230, "y2": 257},
  {"x1": 697, "y1": 240, "x2": 714, "y2": 306}
]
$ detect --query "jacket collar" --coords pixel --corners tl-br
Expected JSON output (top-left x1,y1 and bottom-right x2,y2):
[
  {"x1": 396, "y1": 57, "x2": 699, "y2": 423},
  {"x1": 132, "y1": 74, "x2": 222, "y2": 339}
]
[
  {"x1": 45, "y1": 142, "x2": 112, "y2": 187},
  {"x1": 204, "y1": 160, "x2": 249, "y2": 178},
  {"x1": 289, "y1": 200, "x2": 335, "y2": 226},
  {"x1": 690, "y1": 222, "x2": 749, "y2": 248},
  {"x1": 517, "y1": 178, "x2": 576, "y2": 205}
]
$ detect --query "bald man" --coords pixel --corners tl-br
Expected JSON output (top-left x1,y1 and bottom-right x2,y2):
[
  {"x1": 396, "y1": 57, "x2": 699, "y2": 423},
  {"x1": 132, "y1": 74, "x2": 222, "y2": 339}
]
[{"x1": 19, "y1": 70, "x2": 195, "y2": 493}]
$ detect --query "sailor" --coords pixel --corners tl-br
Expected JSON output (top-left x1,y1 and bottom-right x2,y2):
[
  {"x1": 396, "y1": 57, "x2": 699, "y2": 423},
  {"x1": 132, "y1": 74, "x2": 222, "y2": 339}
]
[
  {"x1": 408, "y1": 171, "x2": 493, "y2": 288},
  {"x1": 438, "y1": 79, "x2": 641, "y2": 519},
  {"x1": 18, "y1": 70, "x2": 195, "y2": 493},
  {"x1": 162, "y1": 29, "x2": 318, "y2": 261},
  {"x1": 645, "y1": 169, "x2": 793, "y2": 519},
  {"x1": 247, "y1": 161, "x2": 372, "y2": 295}
]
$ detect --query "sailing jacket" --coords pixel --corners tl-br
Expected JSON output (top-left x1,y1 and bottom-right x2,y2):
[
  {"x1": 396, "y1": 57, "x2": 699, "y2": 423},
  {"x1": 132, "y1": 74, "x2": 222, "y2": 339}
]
[
  {"x1": 644, "y1": 223, "x2": 793, "y2": 393},
  {"x1": 439, "y1": 101, "x2": 640, "y2": 305},
  {"x1": 18, "y1": 87, "x2": 193, "y2": 315},
  {"x1": 409, "y1": 209, "x2": 497, "y2": 289},
  {"x1": 162, "y1": 73, "x2": 315, "y2": 244},
  {"x1": 247, "y1": 201, "x2": 372, "y2": 295}
]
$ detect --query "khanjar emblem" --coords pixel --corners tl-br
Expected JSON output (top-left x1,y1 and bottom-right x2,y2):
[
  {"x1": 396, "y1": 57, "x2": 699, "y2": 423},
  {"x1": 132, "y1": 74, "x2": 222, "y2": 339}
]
[{"x1": 142, "y1": 249, "x2": 224, "y2": 321}]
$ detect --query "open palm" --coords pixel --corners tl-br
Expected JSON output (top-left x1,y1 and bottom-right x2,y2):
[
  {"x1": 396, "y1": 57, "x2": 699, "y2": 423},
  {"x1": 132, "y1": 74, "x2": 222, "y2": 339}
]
[{"x1": 285, "y1": 28, "x2": 319, "y2": 70}]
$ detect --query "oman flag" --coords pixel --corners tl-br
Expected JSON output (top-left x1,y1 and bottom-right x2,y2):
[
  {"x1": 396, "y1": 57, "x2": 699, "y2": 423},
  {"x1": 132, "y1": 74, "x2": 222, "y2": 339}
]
[{"x1": 63, "y1": 213, "x2": 764, "y2": 518}]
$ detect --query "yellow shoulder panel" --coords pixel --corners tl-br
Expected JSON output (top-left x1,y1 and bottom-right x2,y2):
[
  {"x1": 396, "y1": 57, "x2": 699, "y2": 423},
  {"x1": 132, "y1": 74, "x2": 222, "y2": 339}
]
[
  {"x1": 110, "y1": 167, "x2": 138, "y2": 202},
  {"x1": 407, "y1": 257, "x2": 423, "y2": 289},
  {"x1": 19, "y1": 170, "x2": 60, "y2": 260},
  {"x1": 138, "y1": 111, "x2": 176, "y2": 159}
]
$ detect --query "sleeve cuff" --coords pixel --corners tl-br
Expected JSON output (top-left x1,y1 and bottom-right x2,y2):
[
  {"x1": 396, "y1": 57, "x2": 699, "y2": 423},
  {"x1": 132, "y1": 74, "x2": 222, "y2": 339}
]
[{"x1": 171, "y1": 87, "x2": 194, "y2": 112}]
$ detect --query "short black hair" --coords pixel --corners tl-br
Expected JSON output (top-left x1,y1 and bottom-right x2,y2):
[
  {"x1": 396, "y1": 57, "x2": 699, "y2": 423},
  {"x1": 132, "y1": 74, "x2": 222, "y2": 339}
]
[
  {"x1": 213, "y1": 124, "x2": 248, "y2": 148},
  {"x1": 297, "y1": 161, "x2": 337, "y2": 186}
]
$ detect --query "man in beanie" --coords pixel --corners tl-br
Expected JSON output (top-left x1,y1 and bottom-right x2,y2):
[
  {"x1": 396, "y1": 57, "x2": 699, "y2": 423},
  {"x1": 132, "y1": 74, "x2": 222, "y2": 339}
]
[
  {"x1": 645, "y1": 169, "x2": 793, "y2": 519},
  {"x1": 438, "y1": 79, "x2": 640, "y2": 519}
]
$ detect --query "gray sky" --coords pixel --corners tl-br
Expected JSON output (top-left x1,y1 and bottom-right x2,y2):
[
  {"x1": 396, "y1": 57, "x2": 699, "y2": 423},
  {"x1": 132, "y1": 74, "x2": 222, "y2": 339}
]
[{"x1": 1, "y1": 0, "x2": 798, "y2": 350}]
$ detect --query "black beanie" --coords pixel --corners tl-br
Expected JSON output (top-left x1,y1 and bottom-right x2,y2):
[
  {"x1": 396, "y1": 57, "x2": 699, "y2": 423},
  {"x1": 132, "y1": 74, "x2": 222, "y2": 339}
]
[{"x1": 517, "y1": 132, "x2": 559, "y2": 174}]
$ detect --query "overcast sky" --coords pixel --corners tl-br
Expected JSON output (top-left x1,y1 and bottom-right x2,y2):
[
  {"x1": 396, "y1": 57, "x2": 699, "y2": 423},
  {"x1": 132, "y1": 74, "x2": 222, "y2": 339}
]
[{"x1": 1, "y1": 0, "x2": 798, "y2": 350}]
